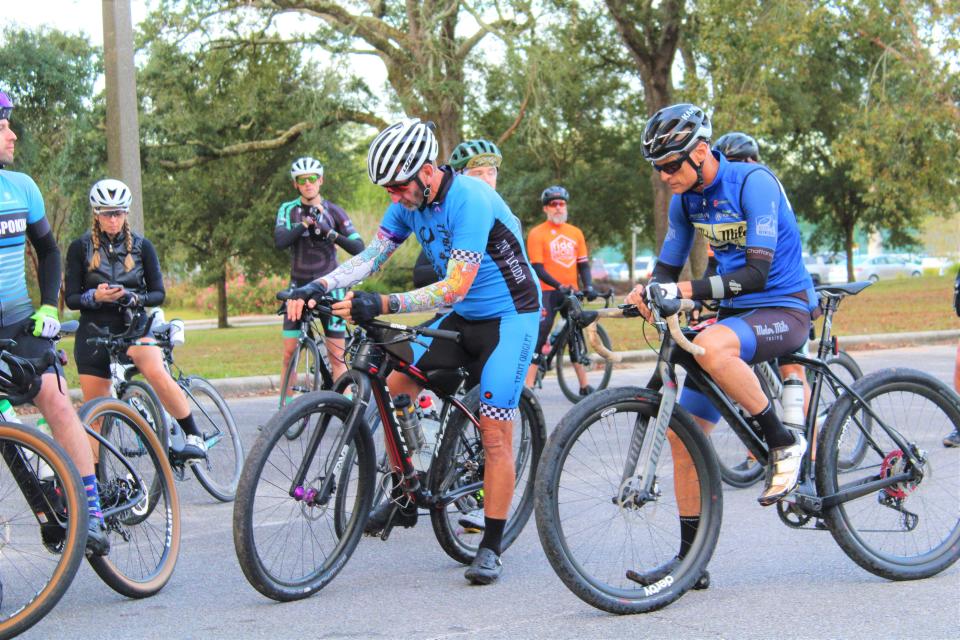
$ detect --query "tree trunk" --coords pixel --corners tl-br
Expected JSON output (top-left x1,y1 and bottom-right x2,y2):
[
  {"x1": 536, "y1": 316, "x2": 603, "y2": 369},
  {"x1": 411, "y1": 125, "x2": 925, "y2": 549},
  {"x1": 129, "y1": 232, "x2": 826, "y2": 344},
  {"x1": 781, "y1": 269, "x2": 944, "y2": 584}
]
[
  {"x1": 844, "y1": 223, "x2": 855, "y2": 283},
  {"x1": 216, "y1": 269, "x2": 229, "y2": 329}
]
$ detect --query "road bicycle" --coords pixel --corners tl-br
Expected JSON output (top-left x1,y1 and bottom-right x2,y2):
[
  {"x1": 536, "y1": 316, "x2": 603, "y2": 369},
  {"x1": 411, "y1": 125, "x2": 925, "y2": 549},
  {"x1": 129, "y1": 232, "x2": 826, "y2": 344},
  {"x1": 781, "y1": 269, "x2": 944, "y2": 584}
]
[
  {"x1": 75, "y1": 309, "x2": 244, "y2": 502},
  {"x1": 0, "y1": 345, "x2": 86, "y2": 639},
  {"x1": 233, "y1": 294, "x2": 545, "y2": 601},
  {"x1": 278, "y1": 301, "x2": 338, "y2": 408},
  {"x1": 531, "y1": 289, "x2": 616, "y2": 402},
  {"x1": 535, "y1": 281, "x2": 960, "y2": 614}
]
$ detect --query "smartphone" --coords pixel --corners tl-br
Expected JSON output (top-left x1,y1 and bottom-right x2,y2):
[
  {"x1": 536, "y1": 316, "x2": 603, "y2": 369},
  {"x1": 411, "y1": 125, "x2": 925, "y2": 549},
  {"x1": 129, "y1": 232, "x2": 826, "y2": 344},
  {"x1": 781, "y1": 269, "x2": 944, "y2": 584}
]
[{"x1": 107, "y1": 283, "x2": 123, "y2": 290}]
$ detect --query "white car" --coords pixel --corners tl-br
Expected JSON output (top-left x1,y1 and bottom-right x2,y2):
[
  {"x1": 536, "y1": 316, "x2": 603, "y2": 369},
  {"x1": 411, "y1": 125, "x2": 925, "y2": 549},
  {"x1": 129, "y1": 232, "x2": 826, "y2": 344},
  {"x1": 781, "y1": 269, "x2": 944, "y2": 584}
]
[{"x1": 853, "y1": 254, "x2": 923, "y2": 282}]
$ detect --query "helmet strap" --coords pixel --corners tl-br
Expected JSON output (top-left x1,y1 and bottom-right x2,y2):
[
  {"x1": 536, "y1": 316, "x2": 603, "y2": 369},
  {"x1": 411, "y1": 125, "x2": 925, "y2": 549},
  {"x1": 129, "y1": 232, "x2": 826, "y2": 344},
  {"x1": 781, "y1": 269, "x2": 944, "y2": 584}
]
[
  {"x1": 687, "y1": 156, "x2": 705, "y2": 190},
  {"x1": 414, "y1": 176, "x2": 430, "y2": 211}
]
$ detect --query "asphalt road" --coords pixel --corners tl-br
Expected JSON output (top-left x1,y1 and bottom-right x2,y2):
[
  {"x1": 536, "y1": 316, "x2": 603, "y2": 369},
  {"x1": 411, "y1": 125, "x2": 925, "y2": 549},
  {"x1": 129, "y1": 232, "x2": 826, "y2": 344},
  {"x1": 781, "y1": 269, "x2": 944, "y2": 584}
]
[{"x1": 19, "y1": 343, "x2": 960, "y2": 639}]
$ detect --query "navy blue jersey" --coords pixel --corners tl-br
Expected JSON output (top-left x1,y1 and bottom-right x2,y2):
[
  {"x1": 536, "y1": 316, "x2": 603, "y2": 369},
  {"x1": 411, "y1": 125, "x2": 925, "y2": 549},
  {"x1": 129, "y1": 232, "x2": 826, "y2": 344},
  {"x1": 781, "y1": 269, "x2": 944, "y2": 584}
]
[
  {"x1": 659, "y1": 152, "x2": 815, "y2": 311},
  {"x1": 380, "y1": 174, "x2": 541, "y2": 320}
]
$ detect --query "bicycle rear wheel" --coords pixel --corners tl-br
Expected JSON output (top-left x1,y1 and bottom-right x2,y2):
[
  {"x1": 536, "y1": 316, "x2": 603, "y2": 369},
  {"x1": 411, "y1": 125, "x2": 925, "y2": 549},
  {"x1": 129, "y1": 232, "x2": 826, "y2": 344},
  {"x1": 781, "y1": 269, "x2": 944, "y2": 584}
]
[
  {"x1": 556, "y1": 325, "x2": 614, "y2": 403},
  {"x1": 0, "y1": 423, "x2": 87, "y2": 639},
  {"x1": 535, "y1": 387, "x2": 722, "y2": 614},
  {"x1": 78, "y1": 398, "x2": 181, "y2": 598},
  {"x1": 280, "y1": 340, "x2": 323, "y2": 439},
  {"x1": 817, "y1": 368, "x2": 960, "y2": 580},
  {"x1": 182, "y1": 376, "x2": 244, "y2": 502},
  {"x1": 815, "y1": 351, "x2": 867, "y2": 470},
  {"x1": 429, "y1": 387, "x2": 546, "y2": 565},
  {"x1": 233, "y1": 392, "x2": 375, "y2": 601},
  {"x1": 711, "y1": 414, "x2": 764, "y2": 488}
]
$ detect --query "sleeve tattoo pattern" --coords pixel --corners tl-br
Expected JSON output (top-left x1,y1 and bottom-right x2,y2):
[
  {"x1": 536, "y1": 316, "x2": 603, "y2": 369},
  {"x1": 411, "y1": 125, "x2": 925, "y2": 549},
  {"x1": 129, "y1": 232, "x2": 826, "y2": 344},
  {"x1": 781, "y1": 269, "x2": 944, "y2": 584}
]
[
  {"x1": 394, "y1": 249, "x2": 482, "y2": 313},
  {"x1": 320, "y1": 228, "x2": 399, "y2": 290}
]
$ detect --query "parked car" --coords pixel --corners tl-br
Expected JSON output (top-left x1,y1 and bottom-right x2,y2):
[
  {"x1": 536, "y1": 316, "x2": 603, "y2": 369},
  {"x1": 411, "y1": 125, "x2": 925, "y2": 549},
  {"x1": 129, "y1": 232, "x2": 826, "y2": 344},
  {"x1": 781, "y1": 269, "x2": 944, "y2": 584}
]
[
  {"x1": 852, "y1": 254, "x2": 923, "y2": 282},
  {"x1": 804, "y1": 253, "x2": 847, "y2": 285},
  {"x1": 590, "y1": 258, "x2": 610, "y2": 281},
  {"x1": 604, "y1": 262, "x2": 627, "y2": 281}
]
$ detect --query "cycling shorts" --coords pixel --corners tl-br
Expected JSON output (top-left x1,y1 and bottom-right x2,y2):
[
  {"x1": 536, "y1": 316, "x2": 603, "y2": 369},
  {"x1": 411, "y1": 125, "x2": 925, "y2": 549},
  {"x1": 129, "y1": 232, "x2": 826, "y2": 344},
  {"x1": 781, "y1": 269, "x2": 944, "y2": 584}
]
[
  {"x1": 407, "y1": 311, "x2": 538, "y2": 419},
  {"x1": 0, "y1": 320, "x2": 62, "y2": 379},
  {"x1": 534, "y1": 289, "x2": 566, "y2": 354},
  {"x1": 680, "y1": 306, "x2": 811, "y2": 424},
  {"x1": 73, "y1": 318, "x2": 132, "y2": 379},
  {"x1": 282, "y1": 281, "x2": 347, "y2": 339}
]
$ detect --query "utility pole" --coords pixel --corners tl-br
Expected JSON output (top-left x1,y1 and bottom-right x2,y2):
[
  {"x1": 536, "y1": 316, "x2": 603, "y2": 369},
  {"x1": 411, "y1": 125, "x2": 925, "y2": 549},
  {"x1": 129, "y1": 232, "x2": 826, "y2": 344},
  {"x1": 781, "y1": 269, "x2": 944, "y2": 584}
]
[{"x1": 102, "y1": 0, "x2": 144, "y2": 233}]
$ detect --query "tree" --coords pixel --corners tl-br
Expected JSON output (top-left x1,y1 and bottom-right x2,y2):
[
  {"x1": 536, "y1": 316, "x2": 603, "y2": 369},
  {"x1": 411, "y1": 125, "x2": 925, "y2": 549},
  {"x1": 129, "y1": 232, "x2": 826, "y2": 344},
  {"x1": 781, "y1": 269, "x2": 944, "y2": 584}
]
[
  {"x1": 139, "y1": 38, "x2": 361, "y2": 327},
  {"x1": 145, "y1": 0, "x2": 535, "y2": 157},
  {"x1": 0, "y1": 27, "x2": 103, "y2": 299}
]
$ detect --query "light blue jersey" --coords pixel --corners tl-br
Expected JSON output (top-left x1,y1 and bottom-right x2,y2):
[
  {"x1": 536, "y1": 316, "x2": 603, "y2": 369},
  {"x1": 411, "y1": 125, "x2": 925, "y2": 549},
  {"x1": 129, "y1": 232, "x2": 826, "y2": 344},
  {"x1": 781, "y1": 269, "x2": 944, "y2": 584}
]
[{"x1": 0, "y1": 170, "x2": 47, "y2": 326}]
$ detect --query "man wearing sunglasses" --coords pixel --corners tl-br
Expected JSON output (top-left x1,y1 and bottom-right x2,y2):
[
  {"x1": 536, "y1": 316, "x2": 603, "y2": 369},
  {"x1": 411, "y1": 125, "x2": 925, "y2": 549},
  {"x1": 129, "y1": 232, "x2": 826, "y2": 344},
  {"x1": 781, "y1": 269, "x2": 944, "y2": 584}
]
[
  {"x1": 0, "y1": 89, "x2": 110, "y2": 556},
  {"x1": 285, "y1": 118, "x2": 541, "y2": 585},
  {"x1": 275, "y1": 156, "x2": 364, "y2": 388},
  {"x1": 624, "y1": 103, "x2": 816, "y2": 586}
]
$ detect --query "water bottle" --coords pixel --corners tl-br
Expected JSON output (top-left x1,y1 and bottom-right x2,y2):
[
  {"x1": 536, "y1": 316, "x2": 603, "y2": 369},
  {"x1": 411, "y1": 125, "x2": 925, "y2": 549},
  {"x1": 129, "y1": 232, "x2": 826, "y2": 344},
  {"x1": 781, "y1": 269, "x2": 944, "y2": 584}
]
[
  {"x1": 0, "y1": 398, "x2": 19, "y2": 424},
  {"x1": 0, "y1": 400, "x2": 55, "y2": 480},
  {"x1": 169, "y1": 319, "x2": 186, "y2": 345},
  {"x1": 781, "y1": 374, "x2": 805, "y2": 429},
  {"x1": 549, "y1": 318, "x2": 567, "y2": 346},
  {"x1": 394, "y1": 394, "x2": 425, "y2": 452},
  {"x1": 413, "y1": 394, "x2": 440, "y2": 471}
]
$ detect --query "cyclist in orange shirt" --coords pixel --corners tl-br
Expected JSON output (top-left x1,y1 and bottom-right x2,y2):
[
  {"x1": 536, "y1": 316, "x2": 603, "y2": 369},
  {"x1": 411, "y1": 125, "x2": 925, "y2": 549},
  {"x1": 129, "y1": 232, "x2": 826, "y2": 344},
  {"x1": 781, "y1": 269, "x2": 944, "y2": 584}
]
[{"x1": 524, "y1": 185, "x2": 597, "y2": 394}]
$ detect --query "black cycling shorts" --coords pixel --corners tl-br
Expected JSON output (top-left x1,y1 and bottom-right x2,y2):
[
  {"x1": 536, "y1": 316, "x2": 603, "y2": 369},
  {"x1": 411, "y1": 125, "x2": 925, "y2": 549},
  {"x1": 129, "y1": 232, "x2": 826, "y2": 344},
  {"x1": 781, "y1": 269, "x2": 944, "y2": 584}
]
[
  {"x1": 0, "y1": 321, "x2": 62, "y2": 377},
  {"x1": 282, "y1": 281, "x2": 347, "y2": 339},
  {"x1": 73, "y1": 318, "x2": 129, "y2": 379}
]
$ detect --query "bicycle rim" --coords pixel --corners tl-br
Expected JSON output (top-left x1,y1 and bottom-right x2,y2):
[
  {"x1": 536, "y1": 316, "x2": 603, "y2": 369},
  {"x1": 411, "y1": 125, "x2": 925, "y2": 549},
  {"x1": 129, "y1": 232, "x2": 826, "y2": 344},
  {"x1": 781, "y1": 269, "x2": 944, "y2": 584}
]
[
  {"x1": 818, "y1": 369, "x2": 960, "y2": 580},
  {"x1": 233, "y1": 393, "x2": 374, "y2": 601},
  {"x1": 0, "y1": 424, "x2": 87, "y2": 638},
  {"x1": 535, "y1": 388, "x2": 722, "y2": 614},
  {"x1": 818, "y1": 352, "x2": 867, "y2": 470},
  {"x1": 80, "y1": 398, "x2": 181, "y2": 598},
  {"x1": 185, "y1": 377, "x2": 244, "y2": 502}
]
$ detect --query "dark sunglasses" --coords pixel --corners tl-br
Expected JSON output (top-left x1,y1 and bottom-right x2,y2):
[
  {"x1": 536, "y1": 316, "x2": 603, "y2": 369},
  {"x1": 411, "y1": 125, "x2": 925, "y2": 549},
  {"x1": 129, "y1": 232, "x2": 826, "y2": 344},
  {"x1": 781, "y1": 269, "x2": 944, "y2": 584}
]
[
  {"x1": 383, "y1": 178, "x2": 415, "y2": 193},
  {"x1": 0, "y1": 107, "x2": 11, "y2": 121},
  {"x1": 652, "y1": 150, "x2": 691, "y2": 175},
  {"x1": 295, "y1": 175, "x2": 320, "y2": 185},
  {"x1": 95, "y1": 209, "x2": 128, "y2": 218}
]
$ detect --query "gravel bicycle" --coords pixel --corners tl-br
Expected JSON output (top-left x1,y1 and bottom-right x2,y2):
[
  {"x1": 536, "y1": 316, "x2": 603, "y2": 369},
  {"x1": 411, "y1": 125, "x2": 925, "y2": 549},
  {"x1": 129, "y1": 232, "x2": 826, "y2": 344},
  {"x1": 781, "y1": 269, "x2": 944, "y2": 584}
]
[
  {"x1": 233, "y1": 294, "x2": 545, "y2": 601},
  {"x1": 531, "y1": 289, "x2": 616, "y2": 402},
  {"x1": 76, "y1": 310, "x2": 244, "y2": 502},
  {"x1": 535, "y1": 281, "x2": 960, "y2": 613},
  {"x1": 0, "y1": 344, "x2": 86, "y2": 639}
]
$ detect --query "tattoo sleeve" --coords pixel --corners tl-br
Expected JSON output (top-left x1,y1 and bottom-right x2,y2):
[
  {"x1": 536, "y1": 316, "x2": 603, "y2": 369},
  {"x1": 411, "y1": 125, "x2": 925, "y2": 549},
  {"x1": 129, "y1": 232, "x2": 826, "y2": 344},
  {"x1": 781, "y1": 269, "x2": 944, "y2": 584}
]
[
  {"x1": 389, "y1": 249, "x2": 482, "y2": 313},
  {"x1": 320, "y1": 228, "x2": 400, "y2": 290}
]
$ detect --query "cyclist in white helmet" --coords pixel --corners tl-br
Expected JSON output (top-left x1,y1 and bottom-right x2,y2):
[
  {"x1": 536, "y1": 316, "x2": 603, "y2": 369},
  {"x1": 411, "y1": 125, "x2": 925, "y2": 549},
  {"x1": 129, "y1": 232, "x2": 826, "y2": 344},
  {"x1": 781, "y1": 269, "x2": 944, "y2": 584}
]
[
  {"x1": 286, "y1": 118, "x2": 541, "y2": 585},
  {"x1": 275, "y1": 156, "x2": 364, "y2": 391}
]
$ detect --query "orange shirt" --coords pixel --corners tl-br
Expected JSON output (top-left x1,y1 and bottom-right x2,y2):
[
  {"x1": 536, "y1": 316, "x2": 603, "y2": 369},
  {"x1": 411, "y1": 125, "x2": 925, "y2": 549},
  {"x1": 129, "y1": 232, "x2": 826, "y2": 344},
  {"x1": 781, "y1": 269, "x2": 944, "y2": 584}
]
[{"x1": 526, "y1": 221, "x2": 588, "y2": 291}]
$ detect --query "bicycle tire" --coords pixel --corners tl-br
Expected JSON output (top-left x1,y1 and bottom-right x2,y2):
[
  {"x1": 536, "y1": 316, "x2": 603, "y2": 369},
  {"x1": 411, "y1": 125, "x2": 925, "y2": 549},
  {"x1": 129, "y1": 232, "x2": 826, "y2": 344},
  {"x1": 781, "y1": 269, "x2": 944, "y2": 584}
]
[
  {"x1": 0, "y1": 423, "x2": 87, "y2": 639},
  {"x1": 816, "y1": 368, "x2": 960, "y2": 580},
  {"x1": 120, "y1": 380, "x2": 170, "y2": 506},
  {"x1": 78, "y1": 398, "x2": 181, "y2": 598},
  {"x1": 535, "y1": 386, "x2": 723, "y2": 614},
  {"x1": 428, "y1": 386, "x2": 546, "y2": 565},
  {"x1": 183, "y1": 376, "x2": 244, "y2": 502},
  {"x1": 280, "y1": 340, "x2": 323, "y2": 440},
  {"x1": 556, "y1": 324, "x2": 614, "y2": 403},
  {"x1": 233, "y1": 392, "x2": 375, "y2": 601},
  {"x1": 334, "y1": 395, "x2": 387, "y2": 539}
]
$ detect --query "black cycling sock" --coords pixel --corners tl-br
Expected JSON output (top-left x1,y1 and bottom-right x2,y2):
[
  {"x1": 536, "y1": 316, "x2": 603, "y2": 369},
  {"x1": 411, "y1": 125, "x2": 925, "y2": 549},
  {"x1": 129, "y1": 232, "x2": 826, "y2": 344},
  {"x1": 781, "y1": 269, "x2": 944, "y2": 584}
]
[
  {"x1": 678, "y1": 516, "x2": 699, "y2": 559},
  {"x1": 176, "y1": 413, "x2": 201, "y2": 438},
  {"x1": 752, "y1": 402, "x2": 794, "y2": 449},
  {"x1": 479, "y1": 517, "x2": 506, "y2": 555}
]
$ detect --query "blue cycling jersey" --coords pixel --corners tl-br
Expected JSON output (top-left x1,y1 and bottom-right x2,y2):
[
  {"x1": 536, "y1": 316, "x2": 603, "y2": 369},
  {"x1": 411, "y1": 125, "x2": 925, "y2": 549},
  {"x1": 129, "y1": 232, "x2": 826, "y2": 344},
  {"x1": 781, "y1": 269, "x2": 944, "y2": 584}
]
[
  {"x1": 659, "y1": 152, "x2": 815, "y2": 312},
  {"x1": 0, "y1": 170, "x2": 46, "y2": 326},
  {"x1": 379, "y1": 173, "x2": 541, "y2": 320}
]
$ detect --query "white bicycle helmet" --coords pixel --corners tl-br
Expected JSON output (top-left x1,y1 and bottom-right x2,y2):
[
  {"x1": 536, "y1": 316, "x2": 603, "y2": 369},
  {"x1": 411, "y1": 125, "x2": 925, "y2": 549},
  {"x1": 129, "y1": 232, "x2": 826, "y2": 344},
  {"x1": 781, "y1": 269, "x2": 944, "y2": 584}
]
[
  {"x1": 367, "y1": 118, "x2": 439, "y2": 186},
  {"x1": 290, "y1": 156, "x2": 324, "y2": 179},
  {"x1": 89, "y1": 179, "x2": 133, "y2": 210}
]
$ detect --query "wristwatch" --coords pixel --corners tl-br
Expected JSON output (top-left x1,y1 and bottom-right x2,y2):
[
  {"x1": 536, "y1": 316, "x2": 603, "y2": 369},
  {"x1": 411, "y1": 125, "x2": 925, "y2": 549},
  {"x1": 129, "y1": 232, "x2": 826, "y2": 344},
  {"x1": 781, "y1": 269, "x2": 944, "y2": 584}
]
[
  {"x1": 326, "y1": 229, "x2": 339, "y2": 242},
  {"x1": 387, "y1": 294, "x2": 401, "y2": 314}
]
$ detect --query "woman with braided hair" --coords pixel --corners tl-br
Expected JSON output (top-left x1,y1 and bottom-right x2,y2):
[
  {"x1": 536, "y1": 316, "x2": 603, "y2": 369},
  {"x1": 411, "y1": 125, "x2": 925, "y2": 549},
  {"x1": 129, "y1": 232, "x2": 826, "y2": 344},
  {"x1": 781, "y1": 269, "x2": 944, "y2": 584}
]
[{"x1": 64, "y1": 178, "x2": 207, "y2": 460}]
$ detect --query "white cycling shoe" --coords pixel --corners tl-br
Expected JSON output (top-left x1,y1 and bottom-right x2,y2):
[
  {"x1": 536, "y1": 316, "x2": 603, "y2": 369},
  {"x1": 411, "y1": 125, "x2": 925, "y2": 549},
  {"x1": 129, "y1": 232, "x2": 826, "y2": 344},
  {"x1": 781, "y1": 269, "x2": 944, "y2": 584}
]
[{"x1": 758, "y1": 431, "x2": 807, "y2": 507}]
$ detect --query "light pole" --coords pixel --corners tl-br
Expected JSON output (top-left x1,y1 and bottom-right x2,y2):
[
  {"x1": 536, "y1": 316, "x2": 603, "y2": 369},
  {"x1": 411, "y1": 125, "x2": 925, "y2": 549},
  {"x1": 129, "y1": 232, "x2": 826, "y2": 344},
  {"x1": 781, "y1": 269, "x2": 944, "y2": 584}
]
[{"x1": 102, "y1": 0, "x2": 144, "y2": 233}]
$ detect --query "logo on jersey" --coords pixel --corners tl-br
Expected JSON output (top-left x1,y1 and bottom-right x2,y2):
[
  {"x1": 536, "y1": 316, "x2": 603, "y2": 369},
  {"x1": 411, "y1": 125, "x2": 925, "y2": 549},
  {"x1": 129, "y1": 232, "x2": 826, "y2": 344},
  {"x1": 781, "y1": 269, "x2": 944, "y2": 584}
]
[
  {"x1": 756, "y1": 215, "x2": 777, "y2": 237},
  {"x1": 0, "y1": 215, "x2": 27, "y2": 237},
  {"x1": 692, "y1": 221, "x2": 747, "y2": 248},
  {"x1": 548, "y1": 234, "x2": 578, "y2": 269}
]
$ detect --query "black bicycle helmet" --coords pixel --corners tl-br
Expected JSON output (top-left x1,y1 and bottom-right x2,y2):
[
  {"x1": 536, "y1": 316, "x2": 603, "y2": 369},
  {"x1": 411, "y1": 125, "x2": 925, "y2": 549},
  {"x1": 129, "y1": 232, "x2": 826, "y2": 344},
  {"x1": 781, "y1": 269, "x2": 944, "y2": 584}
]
[
  {"x1": 641, "y1": 103, "x2": 712, "y2": 163},
  {"x1": 714, "y1": 132, "x2": 760, "y2": 162},
  {"x1": 540, "y1": 185, "x2": 569, "y2": 205},
  {"x1": 449, "y1": 139, "x2": 502, "y2": 171}
]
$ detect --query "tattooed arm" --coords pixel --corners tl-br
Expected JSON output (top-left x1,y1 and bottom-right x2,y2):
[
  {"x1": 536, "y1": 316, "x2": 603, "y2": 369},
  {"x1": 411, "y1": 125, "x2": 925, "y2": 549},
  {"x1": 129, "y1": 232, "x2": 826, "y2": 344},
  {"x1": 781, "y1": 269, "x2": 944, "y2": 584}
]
[
  {"x1": 388, "y1": 249, "x2": 482, "y2": 313},
  {"x1": 318, "y1": 228, "x2": 401, "y2": 290}
]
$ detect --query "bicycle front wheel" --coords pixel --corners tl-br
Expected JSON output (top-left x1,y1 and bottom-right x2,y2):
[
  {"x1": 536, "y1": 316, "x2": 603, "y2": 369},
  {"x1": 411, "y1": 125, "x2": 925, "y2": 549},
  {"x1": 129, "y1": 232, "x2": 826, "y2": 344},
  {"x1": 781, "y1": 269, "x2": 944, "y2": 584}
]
[
  {"x1": 181, "y1": 376, "x2": 244, "y2": 502},
  {"x1": 78, "y1": 398, "x2": 181, "y2": 598},
  {"x1": 535, "y1": 386, "x2": 723, "y2": 614},
  {"x1": 0, "y1": 423, "x2": 87, "y2": 639},
  {"x1": 556, "y1": 325, "x2": 613, "y2": 403},
  {"x1": 233, "y1": 392, "x2": 375, "y2": 601},
  {"x1": 817, "y1": 368, "x2": 960, "y2": 580},
  {"x1": 429, "y1": 387, "x2": 546, "y2": 565},
  {"x1": 120, "y1": 380, "x2": 170, "y2": 507},
  {"x1": 280, "y1": 340, "x2": 323, "y2": 439}
]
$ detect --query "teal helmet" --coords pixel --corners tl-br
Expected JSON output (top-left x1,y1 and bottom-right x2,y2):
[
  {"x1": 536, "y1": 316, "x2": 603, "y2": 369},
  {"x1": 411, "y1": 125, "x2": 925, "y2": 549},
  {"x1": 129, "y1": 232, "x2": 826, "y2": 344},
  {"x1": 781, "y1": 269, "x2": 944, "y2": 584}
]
[{"x1": 448, "y1": 139, "x2": 502, "y2": 171}]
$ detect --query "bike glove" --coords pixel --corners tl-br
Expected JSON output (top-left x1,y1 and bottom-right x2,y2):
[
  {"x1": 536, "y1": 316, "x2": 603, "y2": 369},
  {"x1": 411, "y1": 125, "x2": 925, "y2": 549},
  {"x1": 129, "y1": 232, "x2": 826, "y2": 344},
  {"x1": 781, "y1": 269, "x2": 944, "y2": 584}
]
[
  {"x1": 584, "y1": 286, "x2": 598, "y2": 302},
  {"x1": 646, "y1": 282, "x2": 680, "y2": 303},
  {"x1": 350, "y1": 291, "x2": 383, "y2": 324},
  {"x1": 290, "y1": 281, "x2": 327, "y2": 303},
  {"x1": 30, "y1": 305, "x2": 61, "y2": 339}
]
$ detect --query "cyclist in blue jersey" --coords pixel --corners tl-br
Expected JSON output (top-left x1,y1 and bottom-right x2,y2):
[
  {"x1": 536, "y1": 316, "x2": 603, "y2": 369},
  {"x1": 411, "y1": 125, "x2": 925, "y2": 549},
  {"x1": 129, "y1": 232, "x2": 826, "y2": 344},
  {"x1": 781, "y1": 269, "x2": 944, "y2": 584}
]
[
  {"x1": 275, "y1": 156, "x2": 364, "y2": 387},
  {"x1": 625, "y1": 105, "x2": 815, "y2": 584},
  {"x1": 0, "y1": 89, "x2": 110, "y2": 556},
  {"x1": 285, "y1": 119, "x2": 541, "y2": 585}
]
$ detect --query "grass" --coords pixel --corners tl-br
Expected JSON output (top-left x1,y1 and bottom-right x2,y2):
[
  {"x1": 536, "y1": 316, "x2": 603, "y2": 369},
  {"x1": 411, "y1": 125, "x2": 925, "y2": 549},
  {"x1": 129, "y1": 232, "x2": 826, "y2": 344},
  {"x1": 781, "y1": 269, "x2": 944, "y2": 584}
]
[{"x1": 55, "y1": 274, "x2": 958, "y2": 385}]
